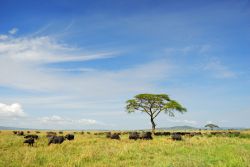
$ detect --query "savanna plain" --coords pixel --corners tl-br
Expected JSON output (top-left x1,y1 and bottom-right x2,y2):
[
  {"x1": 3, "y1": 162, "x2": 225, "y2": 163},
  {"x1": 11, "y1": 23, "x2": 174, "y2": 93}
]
[{"x1": 1, "y1": 130, "x2": 250, "y2": 167}]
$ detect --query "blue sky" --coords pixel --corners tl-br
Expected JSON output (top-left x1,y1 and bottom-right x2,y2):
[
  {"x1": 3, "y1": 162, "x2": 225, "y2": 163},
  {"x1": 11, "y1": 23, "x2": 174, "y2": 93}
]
[{"x1": 0, "y1": 0, "x2": 249, "y2": 129}]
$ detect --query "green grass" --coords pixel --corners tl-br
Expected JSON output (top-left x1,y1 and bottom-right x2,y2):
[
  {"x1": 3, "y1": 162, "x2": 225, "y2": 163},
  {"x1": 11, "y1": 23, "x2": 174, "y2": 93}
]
[{"x1": 0, "y1": 130, "x2": 250, "y2": 167}]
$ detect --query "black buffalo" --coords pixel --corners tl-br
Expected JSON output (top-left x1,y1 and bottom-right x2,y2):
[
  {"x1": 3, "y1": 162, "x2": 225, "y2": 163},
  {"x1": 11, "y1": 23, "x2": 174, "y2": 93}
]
[
  {"x1": 154, "y1": 132, "x2": 171, "y2": 136},
  {"x1": 110, "y1": 133, "x2": 120, "y2": 140},
  {"x1": 65, "y1": 134, "x2": 74, "y2": 140},
  {"x1": 24, "y1": 138, "x2": 35, "y2": 146},
  {"x1": 172, "y1": 133, "x2": 182, "y2": 141},
  {"x1": 140, "y1": 132, "x2": 153, "y2": 140},
  {"x1": 129, "y1": 132, "x2": 140, "y2": 140},
  {"x1": 48, "y1": 136, "x2": 65, "y2": 145},
  {"x1": 24, "y1": 134, "x2": 39, "y2": 140}
]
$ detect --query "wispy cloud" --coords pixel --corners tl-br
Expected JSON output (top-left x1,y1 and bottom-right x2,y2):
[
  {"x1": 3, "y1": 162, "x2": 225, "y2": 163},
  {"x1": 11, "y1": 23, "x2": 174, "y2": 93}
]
[
  {"x1": 0, "y1": 35, "x2": 8, "y2": 40},
  {"x1": 39, "y1": 115, "x2": 101, "y2": 125},
  {"x1": 168, "y1": 118, "x2": 197, "y2": 125},
  {"x1": 0, "y1": 29, "x2": 171, "y2": 94},
  {"x1": 0, "y1": 36, "x2": 115, "y2": 63},
  {"x1": 164, "y1": 44, "x2": 212, "y2": 56},
  {"x1": 0, "y1": 28, "x2": 172, "y2": 129},
  {"x1": 8, "y1": 28, "x2": 18, "y2": 35},
  {"x1": 203, "y1": 59, "x2": 236, "y2": 79}
]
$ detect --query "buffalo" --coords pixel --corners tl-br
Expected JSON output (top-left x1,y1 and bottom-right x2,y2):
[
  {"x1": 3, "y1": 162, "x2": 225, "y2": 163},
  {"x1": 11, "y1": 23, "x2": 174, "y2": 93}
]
[
  {"x1": 129, "y1": 132, "x2": 140, "y2": 140},
  {"x1": 154, "y1": 132, "x2": 171, "y2": 136},
  {"x1": 140, "y1": 132, "x2": 153, "y2": 140},
  {"x1": 48, "y1": 136, "x2": 65, "y2": 145},
  {"x1": 24, "y1": 134, "x2": 39, "y2": 140},
  {"x1": 172, "y1": 133, "x2": 182, "y2": 141},
  {"x1": 110, "y1": 133, "x2": 120, "y2": 140},
  {"x1": 24, "y1": 138, "x2": 35, "y2": 146},
  {"x1": 65, "y1": 134, "x2": 74, "y2": 140}
]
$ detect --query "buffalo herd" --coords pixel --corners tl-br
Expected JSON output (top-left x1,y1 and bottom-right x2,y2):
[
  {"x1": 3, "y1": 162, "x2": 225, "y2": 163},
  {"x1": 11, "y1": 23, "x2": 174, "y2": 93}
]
[
  {"x1": 11, "y1": 130, "x2": 241, "y2": 147},
  {"x1": 12, "y1": 131, "x2": 75, "y2": 146}
]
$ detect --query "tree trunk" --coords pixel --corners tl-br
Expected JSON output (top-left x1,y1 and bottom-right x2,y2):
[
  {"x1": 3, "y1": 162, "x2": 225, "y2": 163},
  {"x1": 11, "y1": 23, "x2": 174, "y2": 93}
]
[{"x1": 150, "y1": 117, "x2": 156, "y2": 133}]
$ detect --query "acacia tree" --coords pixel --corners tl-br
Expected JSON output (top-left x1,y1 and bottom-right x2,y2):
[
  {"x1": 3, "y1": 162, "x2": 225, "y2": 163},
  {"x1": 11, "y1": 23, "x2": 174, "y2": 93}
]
[
  {"x1": 126, "y1": 93, "x2": 187, "y2": 133},
  {"x1": 205, "y1": 124, "x2": 219, "y2": 130}
]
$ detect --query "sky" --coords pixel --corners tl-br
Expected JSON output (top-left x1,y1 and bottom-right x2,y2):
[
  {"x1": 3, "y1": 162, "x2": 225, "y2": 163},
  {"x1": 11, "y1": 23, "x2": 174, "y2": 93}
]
[{"x1": 0, "y1": 0, "x2": 250, "y2": 130}]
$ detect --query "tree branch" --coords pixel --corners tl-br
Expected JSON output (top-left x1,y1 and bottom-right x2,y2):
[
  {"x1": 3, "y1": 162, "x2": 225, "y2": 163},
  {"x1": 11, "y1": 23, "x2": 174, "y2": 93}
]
[{"x1": 153, "y1": 110, "x2": 162, "y2": 119}]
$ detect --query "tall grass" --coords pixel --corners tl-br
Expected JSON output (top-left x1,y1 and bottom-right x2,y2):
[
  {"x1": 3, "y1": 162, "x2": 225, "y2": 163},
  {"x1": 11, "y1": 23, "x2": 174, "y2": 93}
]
[{"x1": 0, "y1": 130, "x2": 250, "y2": 167}]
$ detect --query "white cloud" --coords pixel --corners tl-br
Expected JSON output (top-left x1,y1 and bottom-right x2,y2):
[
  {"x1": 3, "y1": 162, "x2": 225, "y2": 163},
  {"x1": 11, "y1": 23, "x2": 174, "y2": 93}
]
[
  {"x1": 45, "y1": 67, "x2": 96, "y2": 73},
  {"x1": 0, "y1": 103, "x2": 26, "y2": 118},
  {"x1": 203, "y1": 59, "x2": 236, "y2": 79},
  {"x1": 164, "y1": 44, "x2": 211, "y2": 55},
  {"x1": 0, "y1": 33, "x2": 171, "y2": 93},
  {"x1": 8, "y1": 28, "x2": 18, "y2": 35},
  {"x1": 0, "y1": 36, "x2": 115, "y2": 63},
  {"x1": 0, "y1": 35, "x2": 8, "y2": 40},
  {"x1": 77, "y1": 119, "x2": 98, "y2": 125},
  {"x1": 168, "y1": 118, "x2": 197, "y2": 125},
  {"x1": 0, "y1": 28, "x2": 173, "y2": 129},
  {"x1": 39, "y1": 115, "x2": 101, "y2": 125}
]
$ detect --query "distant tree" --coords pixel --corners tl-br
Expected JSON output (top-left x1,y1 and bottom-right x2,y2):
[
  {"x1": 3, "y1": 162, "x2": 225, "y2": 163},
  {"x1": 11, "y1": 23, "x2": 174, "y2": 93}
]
[
  {"x1": 205, "y1": 124, "x2": 219, "y2": 130},
  {"x1": 126, "y1": 93, "x2": 187, "y2": 133}
]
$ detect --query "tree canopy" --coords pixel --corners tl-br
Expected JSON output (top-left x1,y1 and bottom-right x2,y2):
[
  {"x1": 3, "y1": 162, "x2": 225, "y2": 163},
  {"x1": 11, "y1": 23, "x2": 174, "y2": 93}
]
[
  {"x1": 205, "y1": 124, "x2": 219, "y2": 130},
  {"x1": 126, "y1": 93, "x2": 187, "y2": 132}
]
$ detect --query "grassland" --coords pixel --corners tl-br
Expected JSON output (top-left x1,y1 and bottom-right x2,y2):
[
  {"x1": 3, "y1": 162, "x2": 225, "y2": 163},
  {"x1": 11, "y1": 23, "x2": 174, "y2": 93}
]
[{"x1": 0, "y1": 130, "x2": 250, "y2": 167}]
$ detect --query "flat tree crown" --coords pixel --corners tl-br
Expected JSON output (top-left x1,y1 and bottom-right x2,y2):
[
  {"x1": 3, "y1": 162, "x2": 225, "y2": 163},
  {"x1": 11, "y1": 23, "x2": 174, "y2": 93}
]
[
  {"x1": 126, "y1": 93, "x2": 187, "y2": 117},
  {"x1": 205, "y1": 124, "x2": 219, "y2": 128}
]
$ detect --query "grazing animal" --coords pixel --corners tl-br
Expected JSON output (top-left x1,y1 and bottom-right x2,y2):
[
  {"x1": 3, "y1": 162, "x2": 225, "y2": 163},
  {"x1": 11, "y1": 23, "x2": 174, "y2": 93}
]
[
  {"x1": 24, "y1": 134, "x2": 39, "y2": 140},
  {"x1": 154, "y1": 132, "x2": 162, "y2": 136},
  {"x1": 110, "y1": 133, "x2": 120, "y2": 140},
  {"x1": 17, "y1": 131, "x2": 24, "y2": 136},
  {"x1": 172, "y1": 133, "x2": 182, "y2": 141},
  {"x1": 154, "y1": 132, "x2": 171, "y2": 136},
  {"x1": 163, "y1": 132, "x2": 171, "y2": 136},
  {"x1": 129, "y1": 132, "x2": 140, "y2": 140},
  {"x1": 211, "y1": 132, "x2": 224, "y2": 135},
  {"x1": 24, "y1": 138, "x2": 35, "y2": 146},
  {"x1": 13, "y1": 131, "x2": 17, "y2": 134},
  {"x1": 27, "y1": 131, "x2": 30, "y2": 134},
  {"x1": 65, "y1": 134, "x2": 74, "y2": 140},
  {"x1": 140, "y1": 132, "x2": 153, "y2": 140},
  {"x1": 48, "y1": 136, "x2": 65, "y2": 145},
  {"x1": 46, "y1": 132, "x2": 57, "y2": 138}
]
